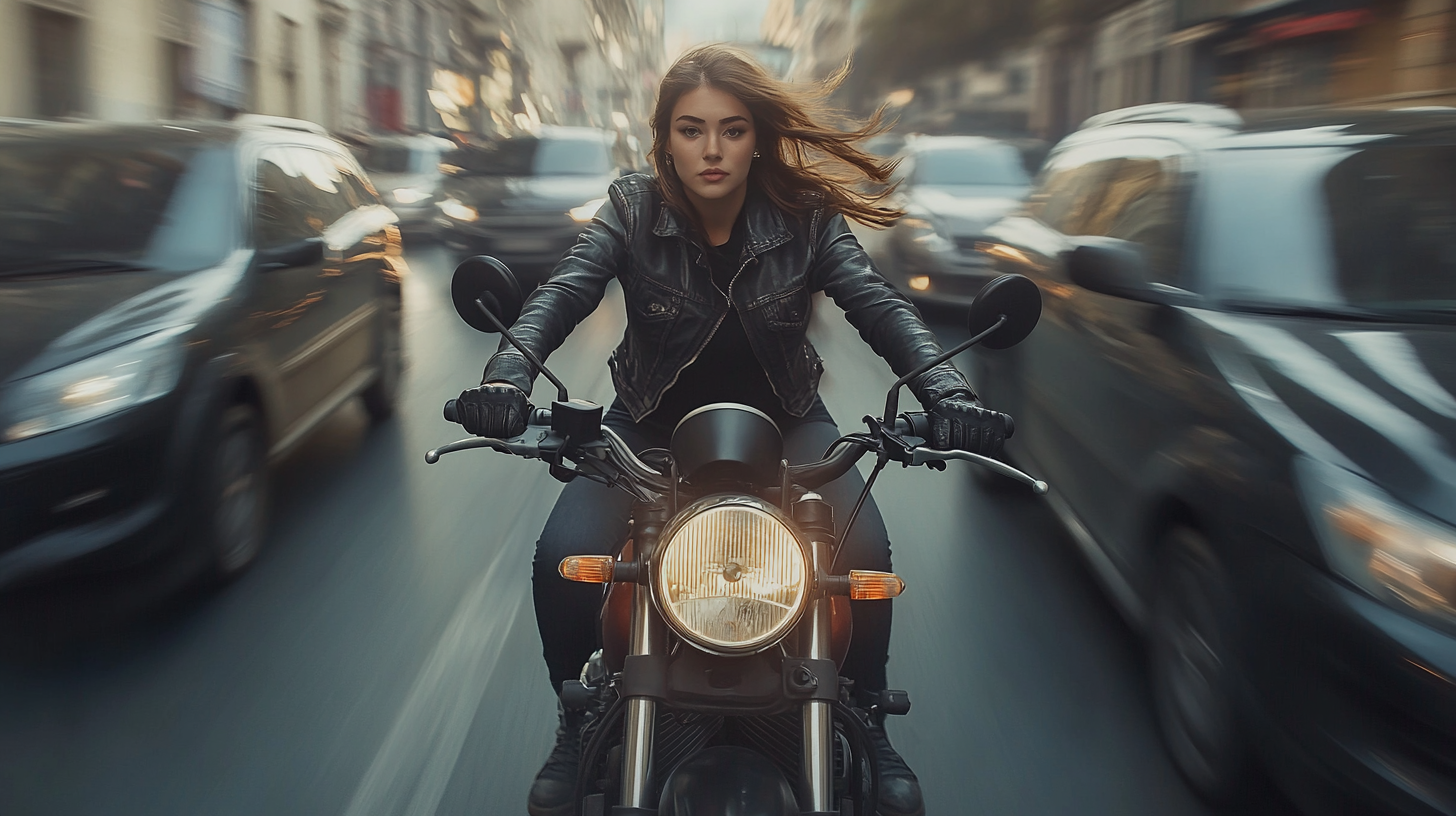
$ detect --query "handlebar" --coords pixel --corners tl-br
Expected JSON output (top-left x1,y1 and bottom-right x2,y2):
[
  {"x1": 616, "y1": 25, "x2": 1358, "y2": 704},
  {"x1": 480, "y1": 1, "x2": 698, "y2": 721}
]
[{"x1": 434, "y1": 400, "x2": 1044, "y2": 493}]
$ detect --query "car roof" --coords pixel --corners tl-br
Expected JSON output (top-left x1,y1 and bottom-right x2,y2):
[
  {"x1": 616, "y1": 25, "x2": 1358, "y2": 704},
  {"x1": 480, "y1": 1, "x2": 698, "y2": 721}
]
[
  {"x1": 1069, "y1": 102, "x2": 1456, "y2": 151},
  {"x1": 0, "y1": 117, "x2": 352, "y2": 153}
]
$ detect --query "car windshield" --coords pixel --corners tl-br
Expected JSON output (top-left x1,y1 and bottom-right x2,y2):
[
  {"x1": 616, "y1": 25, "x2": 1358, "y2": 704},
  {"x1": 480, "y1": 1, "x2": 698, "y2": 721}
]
[
  {"x1": 362, "y1": 144, "x2": 417, "y2": 174},
  {"x1": 0, "y1": 135, "x2": 237, "y2": 273},
  {"x1": 915, "y1": 145, "x2": 1029, "y2": 186},
  {"x1": 1202, "y1": 144, "x2": 1456, "y2": 314},
  {"x1": 444, "y1": 135, "x2": 612, "y2": 177}
]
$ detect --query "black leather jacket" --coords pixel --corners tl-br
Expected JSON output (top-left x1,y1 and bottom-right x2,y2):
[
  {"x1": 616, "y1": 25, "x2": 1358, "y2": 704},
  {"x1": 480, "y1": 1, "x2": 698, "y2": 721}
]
[{"x1": 481, "y1": 173, "x2": 975, "y2": 421}]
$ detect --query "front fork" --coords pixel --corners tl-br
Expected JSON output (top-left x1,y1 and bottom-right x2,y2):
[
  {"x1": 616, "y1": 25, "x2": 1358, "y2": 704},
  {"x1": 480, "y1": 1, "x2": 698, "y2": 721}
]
[
  {"x1": 801, "y1": 537, "x2": 836, "y2": 812},
  {"x1": 619, "y1": 503, "x2": 669, "y2": 811}
]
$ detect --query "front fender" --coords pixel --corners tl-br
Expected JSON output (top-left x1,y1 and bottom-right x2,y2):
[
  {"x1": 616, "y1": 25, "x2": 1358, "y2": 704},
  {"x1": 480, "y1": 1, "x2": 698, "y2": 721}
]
[{"x1": 657, "y1": 746, "x2": 798, "y2": 816}]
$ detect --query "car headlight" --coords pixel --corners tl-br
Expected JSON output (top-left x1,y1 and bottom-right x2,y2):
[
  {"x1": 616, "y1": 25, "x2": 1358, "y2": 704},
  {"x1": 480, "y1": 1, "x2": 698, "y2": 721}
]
[
  {"x1": 569, "y1": 197, "x2": 606, "y2": 223},
  {"x1": 438, "y1": 198, "x2": 477, "y2": 222},
  {"x1": 2, "y1": 327, "x2": 188, "y2": 442},
  {"x1": 392, "y1": 187, "x2": 429, "y2": 205},
  {"x1": 1297, "y1": 456, "x2": 1456, "y2": 632},
  {"x1": 902, "y1": 216, "x2": 954, "y2": 253},
  {"x1": 654, "y1": 496, "x2": 810, "y2": 654}
]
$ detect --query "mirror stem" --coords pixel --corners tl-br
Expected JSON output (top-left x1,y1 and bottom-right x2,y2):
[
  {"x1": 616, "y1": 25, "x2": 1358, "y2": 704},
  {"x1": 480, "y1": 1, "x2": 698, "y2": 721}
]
[
  {"x1": 882, "y1": 314, "x2": 1006, "y2": 427},
  {"x1": 475, "y1": 299, "x2": 569, "y2": 402}
]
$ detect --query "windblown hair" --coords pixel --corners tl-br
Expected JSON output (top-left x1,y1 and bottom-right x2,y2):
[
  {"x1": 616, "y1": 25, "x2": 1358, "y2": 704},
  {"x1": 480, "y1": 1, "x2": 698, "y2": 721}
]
[{"x1": 648, "y1": 43, "x2": 904, "y2": 234}]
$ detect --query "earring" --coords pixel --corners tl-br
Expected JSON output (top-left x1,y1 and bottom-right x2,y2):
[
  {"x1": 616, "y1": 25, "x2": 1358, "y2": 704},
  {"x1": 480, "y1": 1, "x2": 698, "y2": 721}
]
[{"x1": 752, "y1": 151, "x2": 761, "y2": 158}]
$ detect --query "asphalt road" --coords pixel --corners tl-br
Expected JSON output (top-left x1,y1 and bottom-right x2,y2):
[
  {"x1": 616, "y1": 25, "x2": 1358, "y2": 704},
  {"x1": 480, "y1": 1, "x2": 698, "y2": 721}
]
[{"x1": 0, "y1": 239, "x2": 1298, "y2": 816}]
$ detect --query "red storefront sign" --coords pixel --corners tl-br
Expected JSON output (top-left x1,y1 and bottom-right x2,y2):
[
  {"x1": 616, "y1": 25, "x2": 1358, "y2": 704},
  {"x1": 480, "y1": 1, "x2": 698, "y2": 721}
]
[{"x1": 1256, "y1": 9, "x2": 1372, "y2": 43}]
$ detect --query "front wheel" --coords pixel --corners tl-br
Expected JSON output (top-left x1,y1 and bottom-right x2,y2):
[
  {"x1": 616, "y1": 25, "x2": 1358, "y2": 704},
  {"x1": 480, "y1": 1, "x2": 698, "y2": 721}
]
[
  {"x1": 362, "y1": 297, "x2": 402, "y2": 423},
  {"x1": 198, "y1": 403, "x2": 269, "y2": 580},
  {"x1": 1150, "y1": 525, "x2": 1254, "y2": 802}
]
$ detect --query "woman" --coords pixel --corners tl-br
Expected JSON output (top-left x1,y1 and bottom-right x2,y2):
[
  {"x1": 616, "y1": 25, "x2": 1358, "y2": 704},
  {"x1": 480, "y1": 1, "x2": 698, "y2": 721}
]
[{"x1": 454, "y1": 44, "x2": 1013, "y2": 816}]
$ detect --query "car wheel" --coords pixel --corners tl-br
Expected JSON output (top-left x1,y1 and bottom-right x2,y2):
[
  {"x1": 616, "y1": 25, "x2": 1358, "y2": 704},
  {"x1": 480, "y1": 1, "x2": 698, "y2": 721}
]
[
  {"x1": 1150, "y1": 525, "x2": 1253, "y2": 802},
  {"x1": 203, "y1": 403, "x2": 269, "y2": 580},
  {"x1": 362, "y1": 297, "x2": 402, "y2": 423}
]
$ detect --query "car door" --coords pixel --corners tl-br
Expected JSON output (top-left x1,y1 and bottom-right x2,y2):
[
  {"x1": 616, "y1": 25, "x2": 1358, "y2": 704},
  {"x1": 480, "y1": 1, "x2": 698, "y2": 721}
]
[
  {"x1": 250, "y1": 145, "x2": 332, "y2": 435},
  {"x1": 1049, "y1": 138, "x2": 1198, "y2": 572},
  {"x1": 987, "y1": 143, "x2": 1120, "y2": 523},
  {"x1": 293, "y1": 146, "x2": 392, "y2": 419}
]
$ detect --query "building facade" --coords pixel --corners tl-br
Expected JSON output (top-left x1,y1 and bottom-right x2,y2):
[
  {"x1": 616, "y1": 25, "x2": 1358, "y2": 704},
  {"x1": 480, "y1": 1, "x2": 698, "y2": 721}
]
[{"x1": 0, "y1": 0, "x2": 664, "y2": 147}]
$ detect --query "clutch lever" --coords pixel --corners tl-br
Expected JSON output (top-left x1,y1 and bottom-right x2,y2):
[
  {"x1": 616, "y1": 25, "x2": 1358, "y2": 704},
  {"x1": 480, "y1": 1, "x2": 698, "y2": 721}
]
[
  {"x1": 425, "y1": 435, "x2": 540, "y2": 464},
  {"x1": 910, "y1": 448, "x2": 1050, "y2": 494}
]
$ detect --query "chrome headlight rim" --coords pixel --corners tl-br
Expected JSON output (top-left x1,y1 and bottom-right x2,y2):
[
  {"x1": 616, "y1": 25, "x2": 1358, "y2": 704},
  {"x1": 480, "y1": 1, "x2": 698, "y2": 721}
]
[{"x1": 651, "y1": 494, "x2": 811, "y2": 656}]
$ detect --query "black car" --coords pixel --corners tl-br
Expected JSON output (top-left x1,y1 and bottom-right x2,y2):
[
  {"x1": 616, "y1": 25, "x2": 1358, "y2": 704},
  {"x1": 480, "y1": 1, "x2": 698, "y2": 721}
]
[
  {"x1": 880, "y1": 135, "x2": 1031, "y2": 305},
  {"x1": 435, "y1": 126, "x2": 622, "y2": 287},
  {"x1": 0, "y1": 118, "x2": 405, "y2": 589},
  {"x1": 972, "y1": 103, "x2": 1456, "y2": 816}
]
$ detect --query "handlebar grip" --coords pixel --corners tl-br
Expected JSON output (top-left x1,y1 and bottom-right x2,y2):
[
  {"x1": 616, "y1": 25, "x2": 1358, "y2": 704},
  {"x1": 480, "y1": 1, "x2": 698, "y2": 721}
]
[
  {"x1": 893, "y1": 411, "x2": 932, "y2": 439},
  {"x1": 444, "y1": 399, "x2": 550, "y2": 428}
]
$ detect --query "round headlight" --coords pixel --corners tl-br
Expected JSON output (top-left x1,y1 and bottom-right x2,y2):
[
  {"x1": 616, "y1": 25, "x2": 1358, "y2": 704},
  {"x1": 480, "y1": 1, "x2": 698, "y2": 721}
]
[{"x1": 654, "y1": 497, "x2": 809, "y2": 655}]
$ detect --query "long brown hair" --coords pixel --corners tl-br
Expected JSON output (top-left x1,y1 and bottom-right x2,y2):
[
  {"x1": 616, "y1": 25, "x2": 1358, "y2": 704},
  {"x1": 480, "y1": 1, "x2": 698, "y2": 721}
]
[{"x1": 648, "y1": 43, "x2": 903, "y2": 234}]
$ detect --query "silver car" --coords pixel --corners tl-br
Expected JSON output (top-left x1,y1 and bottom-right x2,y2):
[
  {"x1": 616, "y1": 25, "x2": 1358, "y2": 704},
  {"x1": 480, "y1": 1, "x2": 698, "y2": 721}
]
[
  {"x1": 881, "y1": 136, "x2": 1032, "y2": 305},
  {"x1": 360, "y1": 134, "x2": 453, "y2": 236}
]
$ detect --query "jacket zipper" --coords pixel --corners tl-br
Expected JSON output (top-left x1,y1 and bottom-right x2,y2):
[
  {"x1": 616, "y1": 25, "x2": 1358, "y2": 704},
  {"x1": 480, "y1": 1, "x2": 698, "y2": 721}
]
[{"x1": 642, "y1": 250, "x2": 755, "y2": 416}]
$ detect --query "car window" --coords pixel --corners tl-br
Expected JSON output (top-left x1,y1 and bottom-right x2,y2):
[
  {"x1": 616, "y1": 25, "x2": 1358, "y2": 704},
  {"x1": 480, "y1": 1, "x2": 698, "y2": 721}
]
[
  {"x1": 535, "y1": 137, "x2": 613, "y2": 176},
  {"x1": 1081, "y1": 155, "x2": 1188, "y2": 284},
  {"x1": 361, "y1": 144, "x2": 413, "y2": 174},
  {"x1": 912, "y1": 145, "x2": 1029, "y2": 186},
  {"x1": 1026, "y1": 150, "x2": 1116, "y2": 235},
  {"x1": 1326, "y1": 144, "x2": 1456, "y2": 309},
  {"x1": 255, "y1": 146, "x2": 339, "y2": 248}
]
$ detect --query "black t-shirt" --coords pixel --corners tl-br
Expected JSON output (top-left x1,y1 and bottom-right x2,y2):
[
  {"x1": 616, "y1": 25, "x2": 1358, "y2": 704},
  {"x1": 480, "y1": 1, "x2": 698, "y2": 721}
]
[{"x1": 647, "y1": 214, "x2": 787, "y2": 428}]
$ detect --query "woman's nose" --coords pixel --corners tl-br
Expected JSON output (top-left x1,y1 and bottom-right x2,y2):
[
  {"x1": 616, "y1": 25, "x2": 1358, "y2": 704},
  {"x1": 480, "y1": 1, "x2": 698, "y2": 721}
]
[{"x1": 703, "y1": 135, "x2": 721, "y2": 160}]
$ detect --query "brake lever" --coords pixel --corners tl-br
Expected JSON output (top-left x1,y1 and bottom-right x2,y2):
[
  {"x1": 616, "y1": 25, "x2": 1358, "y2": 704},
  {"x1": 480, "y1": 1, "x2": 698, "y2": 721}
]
[{"x1": 910, "y1": 448, "x2": 1050, "y2": 494}]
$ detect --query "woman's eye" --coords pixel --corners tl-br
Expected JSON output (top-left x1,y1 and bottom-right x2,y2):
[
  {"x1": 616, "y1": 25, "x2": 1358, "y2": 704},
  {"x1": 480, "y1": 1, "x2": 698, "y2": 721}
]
[
  {"x1": 680, "y1": 127, "x2": 700, "y2": 138},
  {"x1": 725, "y1": 128, "x2": 743, "y2": 138}
]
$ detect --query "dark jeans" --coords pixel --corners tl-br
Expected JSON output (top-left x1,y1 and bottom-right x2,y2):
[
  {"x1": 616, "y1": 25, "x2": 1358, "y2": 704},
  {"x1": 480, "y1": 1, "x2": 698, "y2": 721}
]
[{"x1": 532, "y1": 397, "x2": 894, "y2": 701}]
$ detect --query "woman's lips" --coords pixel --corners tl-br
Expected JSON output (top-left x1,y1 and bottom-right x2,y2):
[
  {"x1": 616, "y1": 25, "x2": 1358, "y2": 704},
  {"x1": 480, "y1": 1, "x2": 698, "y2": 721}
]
[{"x1": 699, "y1": 169, "x2": 728, "y2": 181}]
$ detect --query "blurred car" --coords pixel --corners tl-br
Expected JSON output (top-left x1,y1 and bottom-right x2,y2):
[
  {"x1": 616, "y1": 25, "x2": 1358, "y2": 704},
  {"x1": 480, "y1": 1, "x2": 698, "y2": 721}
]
[
  {"x1": 972, "y1": 103, "x2": 1456, "y2": 816},
  {"x1": 880, "y1": 135, "x2": 1031, "y2": 305},
  {"x1": 0, "y1": 117, "x2": 405, "y2": 590},
  {"x1": 435, "y1": 126, "x2": 623, "y2": 287},
  {"x1": 359, "y1": 133, "x2": 453, "y2": 236}
]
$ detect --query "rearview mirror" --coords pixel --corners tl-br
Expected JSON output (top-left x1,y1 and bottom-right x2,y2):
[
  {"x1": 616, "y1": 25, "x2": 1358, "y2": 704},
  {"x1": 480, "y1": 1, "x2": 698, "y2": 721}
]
[
  {"x1": 967, "y1": 274, "x2": 1041, "y2": 350},
  {"x1": 451, "y1": 255, "x2": 523, "y2": 333}
]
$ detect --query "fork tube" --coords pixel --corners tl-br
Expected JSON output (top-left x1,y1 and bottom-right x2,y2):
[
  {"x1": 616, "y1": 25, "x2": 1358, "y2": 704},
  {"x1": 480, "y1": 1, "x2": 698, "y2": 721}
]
[
  {"x1": 620, "y1": 584, "x2": 660, "y2": 808},
  {"x1": 802, "y1": 538, "x2": 835, "y2": 811},
  {"x1": 620, "y1": 503, "x2": 669, "y2": 809}
]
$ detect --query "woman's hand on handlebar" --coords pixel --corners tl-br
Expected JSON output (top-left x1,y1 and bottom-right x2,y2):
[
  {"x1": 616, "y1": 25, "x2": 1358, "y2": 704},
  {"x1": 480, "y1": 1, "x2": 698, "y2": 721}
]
[
  {"x1": 927, "y1": 393, "x2": 1015, "y2": 457},
  {"x1": 455, "y1": 382, "x2": 530, "y2": 438}
]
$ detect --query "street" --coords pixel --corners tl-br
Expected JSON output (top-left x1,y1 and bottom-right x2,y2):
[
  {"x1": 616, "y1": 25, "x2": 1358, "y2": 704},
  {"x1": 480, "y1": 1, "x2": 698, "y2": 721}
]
[{"x1": 0, "y1": 239, "x2": 1295, "y2": 816}]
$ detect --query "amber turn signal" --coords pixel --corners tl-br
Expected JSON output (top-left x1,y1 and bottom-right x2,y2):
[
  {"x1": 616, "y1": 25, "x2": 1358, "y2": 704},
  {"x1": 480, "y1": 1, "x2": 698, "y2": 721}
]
[
  {"x1": 560, "y1": 555, "x2": 615, "y2": 583},
  {"x1": 848, "y1": 570, "x2": 905, "y2": 600}
]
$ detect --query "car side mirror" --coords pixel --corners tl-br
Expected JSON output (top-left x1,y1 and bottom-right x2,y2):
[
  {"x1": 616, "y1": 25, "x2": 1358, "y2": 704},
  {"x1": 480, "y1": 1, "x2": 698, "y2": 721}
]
[
  {"x1": 1065, "y1": 237, "x2": 1189, "y2": 305},
  {"x1": 255, "y1": 237, "x2": 323, "y2": 271}
]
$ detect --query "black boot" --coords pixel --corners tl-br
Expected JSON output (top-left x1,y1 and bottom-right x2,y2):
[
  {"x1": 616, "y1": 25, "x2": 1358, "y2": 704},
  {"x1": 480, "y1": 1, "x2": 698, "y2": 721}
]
[
  {"x1": 867, "y1": 712, "x2": 925, "y2": 816},
  {"x1": 527, "y1": 703, "x2": 584, "y2": 816}
]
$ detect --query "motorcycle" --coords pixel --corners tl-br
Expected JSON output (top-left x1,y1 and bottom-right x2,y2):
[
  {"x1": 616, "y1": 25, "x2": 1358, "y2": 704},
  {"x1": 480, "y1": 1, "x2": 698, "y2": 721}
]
[{"x1": 429, "y1": 256, "x2": 1046, "y2": 816}]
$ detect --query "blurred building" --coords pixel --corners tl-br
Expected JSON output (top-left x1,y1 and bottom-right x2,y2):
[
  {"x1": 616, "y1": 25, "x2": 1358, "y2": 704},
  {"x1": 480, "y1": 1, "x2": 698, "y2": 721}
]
[
  {"x1": 764, "y1": 0, "x2": 883, "y2": 81},
  {"x1": 1031, "y1": 0, "x2": 1456, "y2": 140},
  {"x1": 0, "y1": 0, "x2": 663, "y2": 148}
]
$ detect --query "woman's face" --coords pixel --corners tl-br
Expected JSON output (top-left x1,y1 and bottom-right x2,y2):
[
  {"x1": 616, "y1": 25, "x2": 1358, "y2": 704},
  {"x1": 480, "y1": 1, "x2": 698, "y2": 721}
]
[{"x1": 667, "y1": 84, "x2": 756, "y2": 206}]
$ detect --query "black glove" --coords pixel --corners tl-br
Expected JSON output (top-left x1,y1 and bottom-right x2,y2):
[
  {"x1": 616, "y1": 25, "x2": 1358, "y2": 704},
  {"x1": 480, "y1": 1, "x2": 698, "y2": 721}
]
[
  {"x1": 928, "y1": 393, "x2": 1014, "y2": 457},
  {"x1": 456, "y1": 383, "x2": 530, "y2": 438}
]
